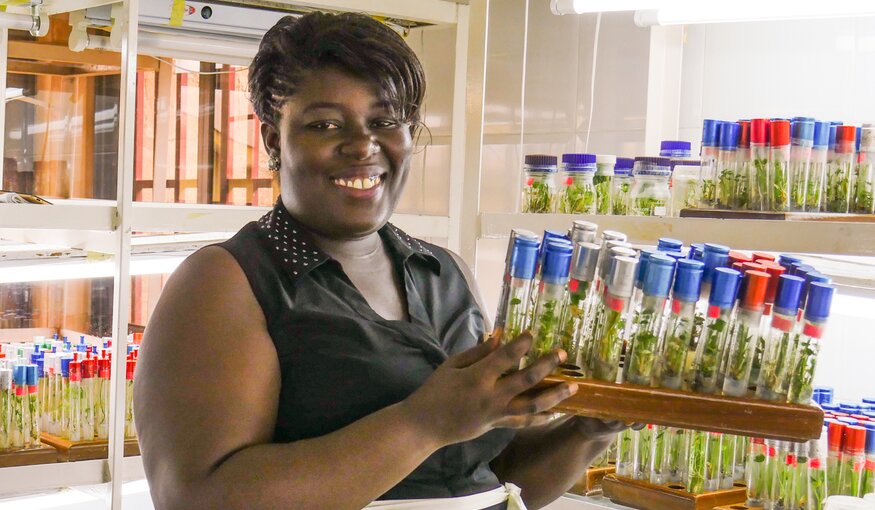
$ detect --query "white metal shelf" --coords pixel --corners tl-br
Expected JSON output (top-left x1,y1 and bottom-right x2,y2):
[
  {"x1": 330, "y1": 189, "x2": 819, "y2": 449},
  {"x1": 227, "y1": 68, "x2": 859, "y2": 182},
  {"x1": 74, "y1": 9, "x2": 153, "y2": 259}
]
[
  {"x1": 0, "y1": 456, "x2": 144, "y2": 498},
  {"x1": 479, "y1": 212, "x2": 875, "y2": 257}
]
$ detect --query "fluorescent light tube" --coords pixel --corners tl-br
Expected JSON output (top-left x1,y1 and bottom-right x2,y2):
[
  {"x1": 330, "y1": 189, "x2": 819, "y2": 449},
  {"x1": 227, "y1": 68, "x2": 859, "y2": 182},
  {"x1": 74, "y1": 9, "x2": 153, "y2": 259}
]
[
  {"x1": 0, "y1": 255, "x2": 186, "y2": 284},
  {"x1": 634, "y1": 0, "x2": 875, "y2": 26},
  {"x1": 551, "y1": 0, "x2": 666, "y2": 15}
]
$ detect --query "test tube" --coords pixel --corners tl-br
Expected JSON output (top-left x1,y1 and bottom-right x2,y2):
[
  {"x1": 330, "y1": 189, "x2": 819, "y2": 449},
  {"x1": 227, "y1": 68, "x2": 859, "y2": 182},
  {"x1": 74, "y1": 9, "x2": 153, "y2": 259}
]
[
  {"x1": 789, "y1": 120, "x2": 815, "y2": 212},
  {"x1": 716, "y1": 122, "x2": 740, "y2": 209},
  {"x1": 852, "y1": 125, "x2": 875, "y2": 214},
  {"x1": 590, "y1": 256, "x2": 638, "y2": 382},
  {"x1": 699, "y1": 119, "x2": 721, "y2": 208},
  {"x1": 770, "y1": 120, "x2": 792, "y2": 212},
  {"x1": 807, "y1": 121, "x2": 830, "y2": 211},
  {"x1": 526, "y1": 242, "x2": 573, "y2": 367},
  {"x1": 825, "y1": 126, "x2": 856, "y2": 213},
  {"x1": 494, "y1": 229, "x2": 539, "y2": 336},
  {"x1": 751, "y1": 118, "x2": 771, "y2": 211},
  {"x1": 788, "y1": 283, "x2": 836, "y2": 405},
  {"x1": 756, "y1": 275, "x2": 805, "y2": 401}
]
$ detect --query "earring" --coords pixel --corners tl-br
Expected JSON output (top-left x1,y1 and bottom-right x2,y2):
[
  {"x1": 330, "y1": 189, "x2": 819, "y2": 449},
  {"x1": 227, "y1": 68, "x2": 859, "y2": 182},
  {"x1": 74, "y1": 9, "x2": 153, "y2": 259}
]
[{"x1": 268, "y1": 155, "x2": 280, "y2": 172}]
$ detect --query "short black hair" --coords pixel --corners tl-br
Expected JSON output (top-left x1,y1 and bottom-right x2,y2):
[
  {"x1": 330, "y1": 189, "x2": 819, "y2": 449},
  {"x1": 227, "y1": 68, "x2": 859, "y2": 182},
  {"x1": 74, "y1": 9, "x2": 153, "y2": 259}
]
[{"x1": 248, "y1": 12, "x2": 426, "y2": 127}]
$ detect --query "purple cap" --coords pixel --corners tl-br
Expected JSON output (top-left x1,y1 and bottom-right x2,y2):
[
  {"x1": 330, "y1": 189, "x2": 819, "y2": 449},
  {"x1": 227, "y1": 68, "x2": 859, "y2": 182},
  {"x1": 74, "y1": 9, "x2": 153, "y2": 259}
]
[
  {"x1": 864, "y1": 422, "x2": 875, "y2": 454},
  {"x1": 524, "y1": 154, "x2": 558, "y2": 168},
  {"x1": 614, "y1": 157, "x2": 634, "y2": 176},
  {"x1": 562, "y1": 153, "x2": 597, "y2": 166}
]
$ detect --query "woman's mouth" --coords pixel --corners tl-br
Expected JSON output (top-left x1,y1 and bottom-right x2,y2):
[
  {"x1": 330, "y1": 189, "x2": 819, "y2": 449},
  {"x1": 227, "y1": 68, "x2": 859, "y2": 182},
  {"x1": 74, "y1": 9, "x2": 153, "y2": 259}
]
[{"x1": 330, "y1": 174, "x2": 383, "y2": 190}]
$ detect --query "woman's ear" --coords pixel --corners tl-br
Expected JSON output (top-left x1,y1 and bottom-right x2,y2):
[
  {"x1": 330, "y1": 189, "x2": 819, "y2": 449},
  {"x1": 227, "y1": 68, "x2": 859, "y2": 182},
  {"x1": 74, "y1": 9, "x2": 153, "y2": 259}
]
[{"x1": 261, "y1": 122, "x2": 281, "y2": 157}]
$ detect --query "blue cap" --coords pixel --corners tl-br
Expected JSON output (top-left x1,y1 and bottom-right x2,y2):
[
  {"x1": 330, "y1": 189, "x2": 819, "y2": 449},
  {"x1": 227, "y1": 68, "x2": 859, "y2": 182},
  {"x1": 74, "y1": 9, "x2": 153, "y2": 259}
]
[
  {"x1": 657, "y1": 237, "x2": 683, "y2": 252},
  {"x1": 35, "y1": 359, "x2": 44, "y2": 378},
  {"x1": 804, "y1": 283, "x2": 835, "y2": 321},
  {"x1": 815, "y1": 386, "x2": 834, "y2": 401},
  {"x1": 828, "y1": 124, "x2": 839, "y2": 149},
  {"x1": 839, "y1": 402, "x2": 862, "y2": 413},
  {"x1": 643, "y1": 254, "x2": 676, "y2": 298},
  {"x1": 856, "y1": 126, "x2": 862, "y2": 153},
  {"x1": 865, "y1": 424, "x2": 875, "y2": 454},
  {"x1": 703, "y1": 243, "x2": 730, "y2": 285},
  {"x1": 25, "y1": 365, "x2": 37, "y2": 386},
  {"x1": 863, "y1": 397, "x2": 875, "y2": 405},
  {"x1": 821, "y1": 402, "x2": 840, "y2": 412},
  {"x1": 778, "y1": 254, "x2": 803, "y2": 269},
  {"x1": 718, "y1": 122, "x2": 740, "y2": 150},
  {"x1": 13, "y1": 365, "x2": 27, "y2": 386},
  {"x1": 774, "y1": 275, "x2": 805, "y2": 313},
  {"x1": 673, "y1": 259, "x2": 704, "y2": 302},
  {"x1": 61, "y1": 358, "x2": 72, "y2": 378},
  {"x1": 665, "y1": 251, "x2": 687, "y2": 262},
  {"x1": 813, "y1": 121, "x2": 830, "y2": 148},
  {"x1": 709, "y1": 267, "x2": 741, "y2": 308},
  {"x1": 806, "y1": 272, "x2": 831, "y2": 286},
  {"x1": 702, "y1": 119, "x2": 720, "y2": 148},
  {"x1": 837, "y1": 417, "x2": 859, "y2": 426},
  {"x1": 660, "y1": 140, "x2": 692, "y2": 152},
  {"x1": 792, "y1": 120, "x2": 815, "y2": 144},
  {"x1": 524, "y1": 154, "x2": 558, "y2": 169},
  {"x1": 510, "y1": 237, "x2": 539, "y2": 280},
  {"x1": 541, "y1": 242, "x2": 573, "y2": 285},
  {"x1": 539, "y1": 230, "x2": 568, "y2": 262},
  {"x1": 865, "y1": 411, "x2": 875, "y2": 419},
  {"x1": 689, "y1": 243, "x2": 704, "y2": 261},
  {"x1": 636, "y1": 250, "x2": 655, "y2": 287}
]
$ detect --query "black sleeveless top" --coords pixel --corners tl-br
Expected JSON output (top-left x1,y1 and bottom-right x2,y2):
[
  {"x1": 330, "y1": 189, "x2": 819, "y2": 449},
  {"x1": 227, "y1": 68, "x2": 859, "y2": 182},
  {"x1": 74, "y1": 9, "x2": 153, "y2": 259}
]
[{"x1": 219, "y1": 199, "x2": 516, "y2": 501}]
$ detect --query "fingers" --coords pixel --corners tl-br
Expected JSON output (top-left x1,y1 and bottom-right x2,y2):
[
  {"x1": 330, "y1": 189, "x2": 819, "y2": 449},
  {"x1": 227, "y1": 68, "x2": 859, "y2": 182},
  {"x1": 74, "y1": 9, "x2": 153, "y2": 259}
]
[
  {"x1": 494, "y1": 411, "x2": 563, "y2": 429},
  {"x1": 472, "y1": 332, "x2": 534, "y2": 376},
  {"x1": 505, "y1": 381, "x2": 577, "y2": 418},
  {"x1": 573, "y1": 417, "x2": 629, "y2": 437},
  {"x1": 499, "y1": 348, "x2": 566, "y2": 396},
  {"x1": 447, "y1": 334, "x2": 500, "y2": 368}
]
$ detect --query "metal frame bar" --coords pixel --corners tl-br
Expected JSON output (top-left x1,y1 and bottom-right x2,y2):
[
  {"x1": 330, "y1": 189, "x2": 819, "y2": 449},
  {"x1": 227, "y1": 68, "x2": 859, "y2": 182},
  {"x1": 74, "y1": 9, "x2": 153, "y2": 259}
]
[
  {"x1": 0, "y1": 28, "x2": 7, "y2": 187},
  {"x1": 107, "y1": 0, "x2": 138, "y2": 508},
  {"x1": 643, "y1": 25, "x2": 684, "y2": 155},
  {"x1": 446, "y1": 4, "x2": 470, "y2": 252},
  {"x1": 456, "y1": 0, "x2": 489, "y2": 268}
]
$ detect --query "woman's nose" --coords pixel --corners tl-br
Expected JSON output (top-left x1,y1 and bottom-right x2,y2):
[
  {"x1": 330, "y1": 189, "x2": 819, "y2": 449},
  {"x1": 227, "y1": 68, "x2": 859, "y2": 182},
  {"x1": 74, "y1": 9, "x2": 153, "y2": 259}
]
[{"x1": 339, "y1": 130, "x2": 380, "y2": 160}]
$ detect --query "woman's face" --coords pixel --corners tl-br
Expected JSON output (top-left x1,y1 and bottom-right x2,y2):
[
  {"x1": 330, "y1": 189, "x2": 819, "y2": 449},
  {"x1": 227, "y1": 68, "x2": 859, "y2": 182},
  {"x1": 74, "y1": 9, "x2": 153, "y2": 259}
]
[{"x1": 264, "y1": 67, "x2": 414, "y2": 239}]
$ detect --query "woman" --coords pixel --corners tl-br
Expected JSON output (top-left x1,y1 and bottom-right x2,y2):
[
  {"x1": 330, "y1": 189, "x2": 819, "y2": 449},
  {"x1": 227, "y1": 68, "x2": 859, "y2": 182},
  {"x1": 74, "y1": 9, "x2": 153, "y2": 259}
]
[{"x1": 134, "y1": 12, "x2": 624, "y2": 510}]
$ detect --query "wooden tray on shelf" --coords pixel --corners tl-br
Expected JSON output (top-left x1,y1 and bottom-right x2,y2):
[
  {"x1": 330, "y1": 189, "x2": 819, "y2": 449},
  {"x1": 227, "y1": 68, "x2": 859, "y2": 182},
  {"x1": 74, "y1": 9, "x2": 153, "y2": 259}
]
[
  {"x1": 568, "y1": 465, "x2": 615, "y2": 496},
  {"x1": 40, "y1": 432, "x2": 140, "y2": 462},
  {"x1": 0, "y1": 444, "x2": 60, "y2": 467},
  {"x1": 714, "y1": 505, "x2": 762, "y2": 510},
  {"x1": 536, "y1": 376, "x2": 823, "y2": 442},
  {"x1": 601, "y1": 474, "x2": 746, "y2": 510},
  {"x1": 679, "y1": 208, "x2": 875, "y2": 222}
]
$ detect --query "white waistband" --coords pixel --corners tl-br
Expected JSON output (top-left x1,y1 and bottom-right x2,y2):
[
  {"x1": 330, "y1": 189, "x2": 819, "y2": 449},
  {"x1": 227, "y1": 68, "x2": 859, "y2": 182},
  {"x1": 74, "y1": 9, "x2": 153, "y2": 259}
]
[{"x1": 364, "y1": 483, "x2": 526, "y2": 510}]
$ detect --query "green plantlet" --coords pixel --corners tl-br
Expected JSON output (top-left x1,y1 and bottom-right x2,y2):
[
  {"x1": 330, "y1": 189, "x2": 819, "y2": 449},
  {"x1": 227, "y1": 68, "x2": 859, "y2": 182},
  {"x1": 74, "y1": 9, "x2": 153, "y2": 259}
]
[
  {"x1": 594, "y1": 174, "x2": 612, "y2": 214},
  {"x1": 718, "y1": 168, "x2": 735, "y2": 208},
  {"x1": 559, "y1": 179, "x2": 596, "y2": 214},
  {"x1": 523, "y1": 179, "x2": 554, "y2": 213},
  {"x1": 754, "y1": 157, "x2": 770, "y2": 209},
  {"x1": 773, "y1": 160, "x2": 788, "y2": 211},
  {"x1": 612, "y1": 182, "x2": 630, "y2": 215}
]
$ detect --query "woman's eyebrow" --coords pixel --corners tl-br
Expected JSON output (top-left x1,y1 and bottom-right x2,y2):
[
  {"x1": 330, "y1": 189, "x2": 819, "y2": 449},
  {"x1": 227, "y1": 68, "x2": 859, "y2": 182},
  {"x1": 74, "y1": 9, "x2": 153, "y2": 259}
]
[{"x1": 301, "y1": 102, "x2": 345, "y2": 113}]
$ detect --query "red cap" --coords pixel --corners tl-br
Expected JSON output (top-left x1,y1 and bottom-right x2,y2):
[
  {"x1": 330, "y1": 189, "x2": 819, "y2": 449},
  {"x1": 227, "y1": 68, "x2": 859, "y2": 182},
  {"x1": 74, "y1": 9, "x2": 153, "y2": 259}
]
[
  {"x1": 729, "y1": 251, "x2": 753, "y2": 266},
  {"x1": 851, "y1": 414, "x2": 870, "y2": 421},
  {"x1": 82, "y1": 359, "x2": 96, "y2": 379},
  {"x1": 751, "y1": 118, "x2": 770, "y2": 144},
  {"x1": 133, "y1": 332, "x2": 144, "y2": 345},
  {"x1": 763, "y1": 264, "x2": 787, "y2": 304},
  {"x1": 824, "y1": 413, "x2": 835, "y2": 419},
  {"x1": 752, "y1": 252, "x2": 776, "y2": 263},
  {"x1": 844, "y1": 426, "x2": 866, "y2": 454},
  {"x1": 98, "y1": 359, "x2": 111, "y2": 379},
  {"x1": 732, "y1": 262, "x2": 743, "y2": 271},
  {"x1": 828, "y1": 421, "x2": 846, "y2": 451},
  {"x1": 770, "y1": 120, "x2": 791, "y2": 147},
  {"x1": 126, "y1": 360, "x2": 136, "y2": 380},
  {"x1": 737, "y1": 120, "x2": 751, "y2": 147},
  {"x1": 837, "y1": 125, "x2": 857, "y2": 143},
  {"x1": 70, "y1": 361, "x2": 82, "y2": 382},
  {"x1": 742, "y1": 262, "x2": 766, "y2": 273},
  {"x1": 752, "y1": 437, "x2": 764, "y2": 445},
  {"x1": 810, "y1": 458, "x2": 822, "y2": 469},
  {"x1": 833, "y1": 412, "x2": 850, "y2": 418},
  {"x1": 742, "y1": 270, "x2": 770, "y2": 309}
]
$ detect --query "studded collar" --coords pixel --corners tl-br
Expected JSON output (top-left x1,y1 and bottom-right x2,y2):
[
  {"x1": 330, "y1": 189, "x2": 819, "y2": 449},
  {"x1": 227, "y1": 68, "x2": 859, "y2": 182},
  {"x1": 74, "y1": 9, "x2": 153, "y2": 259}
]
[{"x1": 256, "y1": 198, "x2": 441, "y2": 284}]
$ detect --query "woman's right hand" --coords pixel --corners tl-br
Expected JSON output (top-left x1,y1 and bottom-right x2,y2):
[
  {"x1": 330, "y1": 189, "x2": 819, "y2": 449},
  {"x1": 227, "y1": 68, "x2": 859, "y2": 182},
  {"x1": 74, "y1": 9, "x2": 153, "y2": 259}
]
[{"x1": 401, "y1": 332, "x2": 578, "y2": 447}]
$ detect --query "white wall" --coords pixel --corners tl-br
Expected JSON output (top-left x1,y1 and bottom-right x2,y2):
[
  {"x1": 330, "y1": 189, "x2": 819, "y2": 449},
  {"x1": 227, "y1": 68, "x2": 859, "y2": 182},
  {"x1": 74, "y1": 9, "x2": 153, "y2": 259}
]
[{"x1": 679, "y1": 16, "x2": 875, "y2": 153}]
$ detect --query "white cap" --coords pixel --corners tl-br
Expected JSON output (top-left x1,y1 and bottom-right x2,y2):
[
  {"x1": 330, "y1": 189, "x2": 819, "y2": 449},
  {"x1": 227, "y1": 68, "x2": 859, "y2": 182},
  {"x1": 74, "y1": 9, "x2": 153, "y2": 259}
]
[
  {"x1": 596, "y1": 154, "x2": 617, "y2": 165},
  {"x1": 861, "y1": 126, "x2": 875, "y2": 152},
  {"x1": 0, "y1": 369, "x2": 11, "y2": 390}
]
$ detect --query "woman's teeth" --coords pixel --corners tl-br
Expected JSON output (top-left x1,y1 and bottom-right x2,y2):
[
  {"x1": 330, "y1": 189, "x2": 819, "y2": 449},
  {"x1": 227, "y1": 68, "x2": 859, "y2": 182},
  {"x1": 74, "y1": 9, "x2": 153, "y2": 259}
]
[{"x1": 333, "y1": 175, "x2": 382, "y2": 190}]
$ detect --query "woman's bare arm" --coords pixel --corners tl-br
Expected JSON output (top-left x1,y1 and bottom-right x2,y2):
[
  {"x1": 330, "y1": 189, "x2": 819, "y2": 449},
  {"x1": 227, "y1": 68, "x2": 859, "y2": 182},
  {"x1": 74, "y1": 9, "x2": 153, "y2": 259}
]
[{"x1": 135, "y1": 246, "x2": 574, "y2": 510}]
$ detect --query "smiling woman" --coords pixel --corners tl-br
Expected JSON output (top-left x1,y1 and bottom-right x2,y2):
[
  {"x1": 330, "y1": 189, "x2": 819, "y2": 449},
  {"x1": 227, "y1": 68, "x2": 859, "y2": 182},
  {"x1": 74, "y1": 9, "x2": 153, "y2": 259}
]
[{"x1": 134, "y1": 12, "x2": 622, "y2": 510}]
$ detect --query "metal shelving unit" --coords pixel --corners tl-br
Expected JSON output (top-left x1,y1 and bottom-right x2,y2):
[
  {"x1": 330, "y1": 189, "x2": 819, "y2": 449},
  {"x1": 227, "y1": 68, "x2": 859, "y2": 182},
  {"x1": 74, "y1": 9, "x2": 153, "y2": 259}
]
[{"x1": 0, "y1": 0, "x2": 470, "y2": 508}]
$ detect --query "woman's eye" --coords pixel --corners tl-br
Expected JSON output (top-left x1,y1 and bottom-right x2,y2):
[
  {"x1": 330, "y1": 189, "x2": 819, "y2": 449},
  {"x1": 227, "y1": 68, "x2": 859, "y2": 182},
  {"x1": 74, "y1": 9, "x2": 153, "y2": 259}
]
[
  {"x1": 372, "y1": 119, "x2": 399, "y2": 129},
  {"x1": 309, "y1": 121, "x2": 341, "y2": 130}
]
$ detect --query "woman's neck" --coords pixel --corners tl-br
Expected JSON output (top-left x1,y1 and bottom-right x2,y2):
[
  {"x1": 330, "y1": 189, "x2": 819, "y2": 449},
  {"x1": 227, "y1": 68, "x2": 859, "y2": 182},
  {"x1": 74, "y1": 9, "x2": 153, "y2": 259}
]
[{"x1": 309, "y1": 229, "x2": 383, "y2": 262}]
